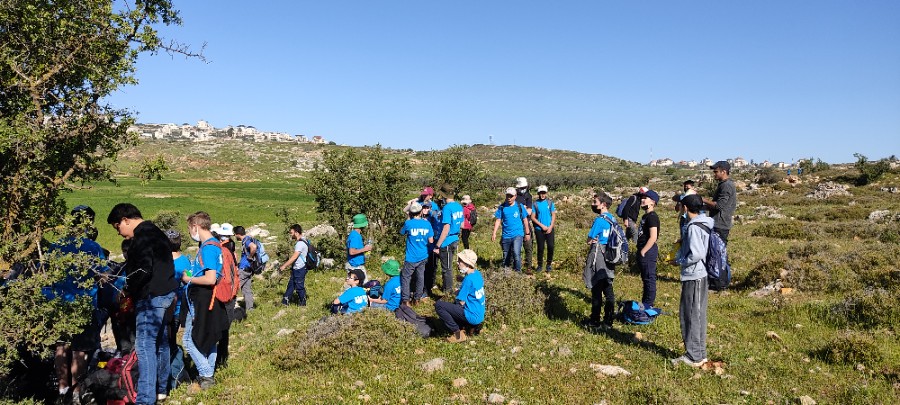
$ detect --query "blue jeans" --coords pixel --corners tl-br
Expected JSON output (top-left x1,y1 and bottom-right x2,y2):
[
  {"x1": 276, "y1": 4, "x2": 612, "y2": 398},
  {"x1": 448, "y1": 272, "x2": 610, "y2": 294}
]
[
  {"x1": 500, "y1": 236, "x2": 524, "y2": 271},
  {"x1": 183, "y1": 309, "x2": 217, "y2": 378},
  {"x1": 135, "y1": 291, "x2": 175, "y2": 405},
  {"x1": 284, "y1": 266, "x2": 309, "y2": 304}
]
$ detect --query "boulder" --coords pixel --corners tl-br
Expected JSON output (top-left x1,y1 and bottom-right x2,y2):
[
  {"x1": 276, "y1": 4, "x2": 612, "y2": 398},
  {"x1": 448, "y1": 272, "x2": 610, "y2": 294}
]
[{"x1": 806, "y1": 182, "x2": 851, "y2": 200}]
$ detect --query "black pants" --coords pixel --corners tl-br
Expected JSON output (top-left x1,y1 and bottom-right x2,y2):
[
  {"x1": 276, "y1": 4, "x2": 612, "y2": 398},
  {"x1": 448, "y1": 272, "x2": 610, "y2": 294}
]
[
  {"x1": 523, "y1": 224, "x2": 534, "y2": 268},
  {"x1": 438, "y1": 241, "x2": 458, "y2": 294},
  {"x1": 591, "y1": 278, "x2": 615, "y2": 324},
  {"x1": 424, "y1": 250, "x2": 438, "y2": 292},
  {"x1": 639, "y1": 245, "x2": 659, "y2": 308},
  {"x1": 461, "y1": 229, "x2": 471, "y2": 250},
  {"x1": 435, "y1": 300, "x2": 474, "y2": 333},
  {"x1": 535, "y1": 229, "x2": 555, "y2": 269}
]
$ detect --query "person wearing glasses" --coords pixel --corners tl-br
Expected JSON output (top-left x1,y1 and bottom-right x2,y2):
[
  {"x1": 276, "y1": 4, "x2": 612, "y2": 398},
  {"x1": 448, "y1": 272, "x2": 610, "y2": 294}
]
[{"x1": 332, "y1": 269, "x2": 368, "y2": 314}]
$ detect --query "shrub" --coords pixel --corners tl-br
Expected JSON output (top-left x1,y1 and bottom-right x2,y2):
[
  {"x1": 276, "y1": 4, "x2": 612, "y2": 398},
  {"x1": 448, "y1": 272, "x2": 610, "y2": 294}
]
[
  {"x1": 825, "y1": 289, "x2": 900, "y2": 330},
  {"x1": 483, "y1": 268, "x2": 546, "y2": 325},
  {"x1": 751, "y1": 221, "x2": 815, "y2": 240},
  {"x1": 814, "y1": 330, "x2": 882, "y2": 366},
  {"x1": 272, "y1": 309, "x2": 419, "y2": 371},
  {"x1": 787, "y1": 241, "x2": 832, "y2": 260},
  {"x1": 742, "y1": 257, "x2": 787, "y2": 288},
  {"x1": 879, "y1": 229, "x2": 900, "y2": 244},
  {"x1": 853, "y1": 153, "x2": 891, "y2": 186},
  {"x1": 822, "y1": 207, "x2": 870, "y2": 221},
  {"x1": 756, "y1": 166, "x2": 784, "y2": 185}
]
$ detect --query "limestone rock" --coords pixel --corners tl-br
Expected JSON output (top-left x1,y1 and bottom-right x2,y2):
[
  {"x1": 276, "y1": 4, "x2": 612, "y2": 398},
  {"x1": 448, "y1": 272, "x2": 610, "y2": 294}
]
[
  {"x1": 487, "y1": 393, "x2": 505, "y2": 403},
  {"x1": 797, "y1": 395, "x2": 816, "y2": 405},
  {"x1": 806, "y1": 182, "x2": 851, "y2": 199},
  {"x1": 589, "y1": 364, "x2": 632, "y2": 377},
  {"x1": 306, "y1": 223, "x2": 338, "y2": 238},
  {"x1": 421, "y1": 358, "x2": 445, "y2": 372}
]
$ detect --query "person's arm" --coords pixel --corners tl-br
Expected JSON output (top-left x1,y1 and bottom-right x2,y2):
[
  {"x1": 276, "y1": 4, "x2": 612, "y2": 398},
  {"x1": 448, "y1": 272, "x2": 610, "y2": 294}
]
[
  {"x1": 434, "y1": 223, "x2": 450, "y2": 252},
  {"x1": 492, "y1": 218, "x2": 501, "y2": 242},
  {"x1": 348, "y1": 244, "x2": 372, "y2": 255},
  {"x1": 641, "y1": 226, "x2": 658, "y2": 256},
  {"x1": 523, "y1": 216, "x2": 531, "y2": 241},
  {"x1": 248, "y1": 240, "x2": 257, "y2": 257},
  {"x1": 547, "y1": 206, "x2": 557, "y2": 233},
  {"x1": 370, "y1": 297, "x2": 388, "y2": 304},
  {"x1": 280, "y1": 250, "x2": 301, "y2": 272},
  {"x1": 183, "y1": 267, "x2": 217, "y2": 285}
]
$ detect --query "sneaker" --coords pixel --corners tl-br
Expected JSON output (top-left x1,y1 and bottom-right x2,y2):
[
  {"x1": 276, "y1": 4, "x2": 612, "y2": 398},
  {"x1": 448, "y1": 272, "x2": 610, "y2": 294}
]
[
  {"x1": 546, "y1": 265, "x2": 552, "y2": 272},
  {"x1": 281, "y1": 297, "x2": 290, "y2": 306},
  {"x1": 670, "y1": 355, "x2": 708, "y2": 368},
  {"x1": 198, "y1": 376, "x2": 216, "y2": 390},
  {"x1": 157, "y1": 393, "x2": 169, "y2": 401},
  {"x1": 446, "y1": 329, "x2": 467, "y2": 343},
  {"x1": 580, "y1": 318, "x2": 603, "y2": 328}
]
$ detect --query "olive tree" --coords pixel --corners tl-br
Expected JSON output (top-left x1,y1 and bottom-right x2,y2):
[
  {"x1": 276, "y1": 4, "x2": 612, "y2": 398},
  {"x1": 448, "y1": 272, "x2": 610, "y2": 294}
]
[{"x1": 0, "y1": 0, "x2": 198, "y2": 374}]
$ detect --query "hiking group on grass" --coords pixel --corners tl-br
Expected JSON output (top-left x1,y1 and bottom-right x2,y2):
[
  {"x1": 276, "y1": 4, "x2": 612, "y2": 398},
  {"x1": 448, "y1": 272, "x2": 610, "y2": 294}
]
[{"x1": 31, "y1": 161, "x2": 735, "y2": 404}]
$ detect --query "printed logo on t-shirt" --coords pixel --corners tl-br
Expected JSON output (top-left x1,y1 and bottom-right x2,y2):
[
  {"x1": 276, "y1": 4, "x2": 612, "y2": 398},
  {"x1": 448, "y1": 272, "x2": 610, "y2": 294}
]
[
  {"x1": 474, "y1": 288, "x2": 484, "y2": 300},
  {"x1": 354, "y1": 296, "x2": 366, "y2": 305}
]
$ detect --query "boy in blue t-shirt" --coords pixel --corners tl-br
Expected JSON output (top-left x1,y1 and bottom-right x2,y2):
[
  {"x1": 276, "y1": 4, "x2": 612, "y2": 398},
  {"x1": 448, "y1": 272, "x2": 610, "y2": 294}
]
[
  {"x1": 434, "y1": 185, "x2": 465, "y2": 295},
  {"x1": 399, "y1": 202, "x2": 434, "y2": 305},
  {"x1": 434, "y1": 249, "x2": 485, "y2": 343},
  {"x1": 491, "y1": 187, "x2": 531, "y2": 272},
  {"x1": 530, "y1": 185, "x2": 557, "y2": 272},
  {"x1": 332, "y1": 269, "x2": 368, "y2": 314},
  {"x1": 346, "y1": 214, "x2": 373, "y2": 273},
  {"x1": 582, "y1": 192, "x2": 617, "y2": 328},
  {"x1": 369, "y1": 260, "x2": 402, "y2": 311}
]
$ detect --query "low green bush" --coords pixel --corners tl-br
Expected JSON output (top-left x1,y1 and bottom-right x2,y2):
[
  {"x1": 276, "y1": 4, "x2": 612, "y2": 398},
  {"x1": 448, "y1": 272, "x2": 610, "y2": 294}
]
[
  {"x1": 751, "y1": 221, "x2": 815, "y2": 240},
  {"x1": 272, "y1": 309, "x2": 420, "y2": 371},
  {"x1": 483, "y1": 268, "x2": 546, "y2": 325},
  {"x1": 825, "y1": 289, "x2": 900, "y2": 330},
  {"x1": 743, "y1": 257, "x2": 787, "y2": 288},
  {"x1": 822, "y1": 207, "x2": 870, "y2": 221},
  {"x1": 814, "y1": 330, "x2": 883, "y2": 366},
  {"x1": 787, "y1": 241, "x2": 832, "y2": 260}
]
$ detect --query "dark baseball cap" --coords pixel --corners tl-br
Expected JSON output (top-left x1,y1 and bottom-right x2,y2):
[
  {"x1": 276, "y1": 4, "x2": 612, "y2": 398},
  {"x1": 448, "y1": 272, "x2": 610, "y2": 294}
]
[{"x1": 640, "y1": 189, "x2": 660, "y2": 204}]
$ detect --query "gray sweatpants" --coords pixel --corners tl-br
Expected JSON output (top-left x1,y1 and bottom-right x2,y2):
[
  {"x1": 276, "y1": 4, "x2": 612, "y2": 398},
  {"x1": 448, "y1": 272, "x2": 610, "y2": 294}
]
[
  {"x1": 239, "y1": 269, "x2": 254, "y2": 311},
  {"x1": 680, "y1": 276, "x2": 708, "y2": 362}
]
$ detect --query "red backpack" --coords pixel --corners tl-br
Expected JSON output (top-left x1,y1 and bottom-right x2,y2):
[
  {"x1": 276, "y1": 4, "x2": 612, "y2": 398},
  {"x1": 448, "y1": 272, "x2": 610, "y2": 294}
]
[{"x1": 198, "y1": 240, "x2": 238, "y2": 310}]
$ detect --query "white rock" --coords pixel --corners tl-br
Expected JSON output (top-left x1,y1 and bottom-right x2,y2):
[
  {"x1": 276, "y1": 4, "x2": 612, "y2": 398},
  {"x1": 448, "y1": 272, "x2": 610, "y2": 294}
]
[
  {"x1": 276, "y1": 328, "x2": 295, "y2": 336},
  {"x1": 798, "y1": 395, "x2": 816, "y2": 405},
  {"x1": 589, "y1": 364, "x2": 632, "y2": 377},
  {"x1": 421, "y1": 358, "x2": 445, "y2": 372},
  {"x1": 487, "y1": 393, "x2": 505, "y2": 403}
]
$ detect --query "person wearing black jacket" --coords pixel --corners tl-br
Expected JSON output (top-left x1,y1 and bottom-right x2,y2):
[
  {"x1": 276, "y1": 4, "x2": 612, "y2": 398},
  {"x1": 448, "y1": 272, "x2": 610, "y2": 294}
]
[{"x1": 107, "y1": 203, "x2": 177, "y2": 405}]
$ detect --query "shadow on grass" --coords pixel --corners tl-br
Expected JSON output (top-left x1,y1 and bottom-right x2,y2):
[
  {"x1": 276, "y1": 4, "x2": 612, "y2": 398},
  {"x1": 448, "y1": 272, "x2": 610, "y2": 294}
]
[{"x1": 538, "y1": 281, "x2": 679, "y2": 360}]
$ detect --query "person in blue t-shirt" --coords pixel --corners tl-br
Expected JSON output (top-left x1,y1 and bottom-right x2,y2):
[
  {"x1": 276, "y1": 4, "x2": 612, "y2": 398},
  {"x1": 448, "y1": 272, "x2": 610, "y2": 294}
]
[
  {"x1": 346, "y1": 214, "x2": 373, "y2": 275},
  {"x1": 165, "y1": 229, "x2": 191, "y2": 392},
  {"x1": 434, "y1": 185, "x2": 465, "y2": 295},
  {"x1": 530, "y1": 185, "x2": 558, "y2": 272},
  {"x1": 369, "y1": 260, "x2": 402, "y2": 311},
  {"x1": 423, "y1": 199, "x2": 443, "y2": 293},
  {"x1": 492, "y1": 187, "x2": 531, "y2": 272},
  {"x1": 182, "y1": 212, "x2": 227, "y2": 391},
  {"x1": 399, "y1": 202, "x2": 434, "y2": 305},
  {"x1": 582, "y1": 192, "x2": 618, "y2": 328},
  {"x1": 435, "y1": 249, "x2": 485, "y2": 343},
  {"x1": 332, "y1": 269, "x2": 368, "y2": 314}
]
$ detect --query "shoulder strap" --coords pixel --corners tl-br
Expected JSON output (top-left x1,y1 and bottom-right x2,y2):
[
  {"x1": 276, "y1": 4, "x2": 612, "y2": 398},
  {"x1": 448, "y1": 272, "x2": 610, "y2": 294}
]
[
  {"x1": 197, "y1": 239, "x2": 221, "y2": 268},
  {"x1": 690, "y1": 222, "x2": 712, "y2": 234}
]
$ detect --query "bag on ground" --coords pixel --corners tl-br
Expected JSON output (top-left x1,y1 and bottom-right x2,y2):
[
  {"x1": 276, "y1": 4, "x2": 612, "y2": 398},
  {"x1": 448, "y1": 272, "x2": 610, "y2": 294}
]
[{"x1": 619, "y1": 300, "x2": 660, "y2": 325}]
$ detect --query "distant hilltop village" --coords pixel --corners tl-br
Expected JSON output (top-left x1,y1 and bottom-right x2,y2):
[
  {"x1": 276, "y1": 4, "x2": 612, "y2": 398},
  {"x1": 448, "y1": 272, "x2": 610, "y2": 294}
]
[
  {"x1": 128, "y1": 120, "x2": 328, "y2": 144},
  {"x1": 649, "y1": 157, "x2": 798, "y2": 169}
]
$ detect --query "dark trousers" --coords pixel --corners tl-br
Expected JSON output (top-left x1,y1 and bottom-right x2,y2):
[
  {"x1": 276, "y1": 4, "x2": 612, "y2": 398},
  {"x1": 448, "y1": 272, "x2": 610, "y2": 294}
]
[
  {"x1": 461, "y1": 229, "x2": 471, "y2": 250},
  {"x1": 590, "y1": 278, "x2": 615, "y2": 324},
  {"x1": 216, "y1": 299, "x2": 235, "y2": 369},
  {"x1": 435, "y1": 300, "x2": 474, "y2": 333},
  {"x1": 438, "y1": 241, "x2": 458, "y2": 294},
  {"x1": 535, "y1": 229, "x2": 555, "y2": 269},
  {"x1": 284, "y1": 266, "x2": 309, "y2": 304},
  {"x1": 639, "y1": 244, "x2": 659, "y2": 308},
  {"x1": 523, "y1": 224, "x2": 534, "y2": 268},
  {"x1": 424, "y1": 250, "x2": 438, "y2": 292}
]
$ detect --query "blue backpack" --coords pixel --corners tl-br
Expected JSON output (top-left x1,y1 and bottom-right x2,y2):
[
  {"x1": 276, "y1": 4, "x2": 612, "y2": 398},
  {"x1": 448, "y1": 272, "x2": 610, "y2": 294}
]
[
  {"x1": 692, "y1": 223, "x2": 732, "y2": 291},
  {"x1": 601, "y1": 216, "x2": 629, "y2": 265},
  {"x1": 619, "y1": 300, "x2": 661, "y2": 325}
]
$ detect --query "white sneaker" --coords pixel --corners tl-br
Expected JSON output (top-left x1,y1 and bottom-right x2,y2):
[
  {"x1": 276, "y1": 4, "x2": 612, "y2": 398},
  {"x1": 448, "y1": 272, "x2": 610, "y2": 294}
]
[
  {"x1": 157, "y1": 393, "x2": 168, "y2": 401},
  {"x1": 670, "y1": 355, "x2": 708, "y2": 368}
]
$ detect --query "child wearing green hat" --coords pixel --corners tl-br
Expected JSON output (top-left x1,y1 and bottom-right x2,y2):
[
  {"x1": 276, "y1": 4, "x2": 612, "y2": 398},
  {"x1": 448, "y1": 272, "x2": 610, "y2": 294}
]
[
  {"x1": 346, "y1": 213, "x2": 373, "y2": 276},
  {"x1": 369, "y1": 259, "x2": 402, "y2": 311}
]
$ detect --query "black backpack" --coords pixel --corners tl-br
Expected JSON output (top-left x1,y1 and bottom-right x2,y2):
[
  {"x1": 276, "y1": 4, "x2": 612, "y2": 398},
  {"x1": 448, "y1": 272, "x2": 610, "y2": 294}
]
[
  {"x1": 469, "y1": 209, "x2": 478, "y2": 227},
  {"x1": 303, "y1": 239, "x2": 321, "y2": 270}
]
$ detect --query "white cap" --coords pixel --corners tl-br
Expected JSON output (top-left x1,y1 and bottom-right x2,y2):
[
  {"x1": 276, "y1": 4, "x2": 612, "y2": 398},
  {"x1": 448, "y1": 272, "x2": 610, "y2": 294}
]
[
  {"x1": 505, "y1": 187, "x2": 517, "y2": 196},
  {"x1": 409, "y1": 202, "x2": 423, "y2": 214},
  {"x1": 515, "y1": 177, "x2": 528, "y2": 188},
  {"x1": 537, "y1": 185, "x2": 548, "y2": 193},
  {"x1": 461, "y1": 195, "x2": 472, "y2": 204},
  {"x1": 219, "y1": 223, "x2": 235, "y2": 236},
  {"x1": 211, "y1": 223, "x2": 222, "y2": 234}
]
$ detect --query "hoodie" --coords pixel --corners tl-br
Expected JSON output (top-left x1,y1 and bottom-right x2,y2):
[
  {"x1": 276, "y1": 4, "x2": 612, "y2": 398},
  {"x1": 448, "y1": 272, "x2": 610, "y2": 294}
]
[{"x1": 675, "y1": 214, "x2": 715, "y2": 281}]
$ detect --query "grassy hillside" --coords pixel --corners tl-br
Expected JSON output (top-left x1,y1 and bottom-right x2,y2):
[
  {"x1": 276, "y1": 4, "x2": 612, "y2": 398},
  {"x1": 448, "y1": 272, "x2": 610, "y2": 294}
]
[{"x1": 55, "y1": 140, "x2": 900, "y2": 404}]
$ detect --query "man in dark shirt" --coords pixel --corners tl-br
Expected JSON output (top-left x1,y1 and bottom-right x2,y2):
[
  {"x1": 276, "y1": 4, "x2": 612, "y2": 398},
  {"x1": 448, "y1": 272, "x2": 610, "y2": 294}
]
[
  {"x1": 515, "y1": 177, "x2": 535, "y2": 272},
  {"x1": 107, "y1": 203, "x2": 177, "y2": 405},
  {"x1": 702, "y1": 161, "x2": 737, "y2": 245}
]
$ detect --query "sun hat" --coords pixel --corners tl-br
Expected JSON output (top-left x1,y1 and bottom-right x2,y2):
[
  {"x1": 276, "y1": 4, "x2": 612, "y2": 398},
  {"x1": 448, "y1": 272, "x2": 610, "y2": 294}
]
[
  {"x1": 439, "y1": 183, "x2": 455, "y2": 198},
  {"x1": 461, "y1": 195, "x2": 472, "y2": 204},
  {"x1": 219, "y1": 223, "x2": 235, "y2": 236},
  {"x1": 381, "y1": 259, "x2": 401, "y2": 276},
  {"x1": 409, "y1": 201, "x2": 423, "y2": 214},
  {"x1": 537, "y1": 185, "x2": 548, "y2": 193},
  {"x1": 352, "y1": 213, "x2": 368, "y2": 228},
  {"x1": 456, "y1": 249, "x2": 478, "y2": 268},
  {"x1": 210, "y1": 223, "x2": 221, "y2": 234},
  {"x1": 505, "y1": 187, "x2": 517, "y2": 196},
  {"x1": 515, "y1": 177, "x2": 528, "y2": 188}
]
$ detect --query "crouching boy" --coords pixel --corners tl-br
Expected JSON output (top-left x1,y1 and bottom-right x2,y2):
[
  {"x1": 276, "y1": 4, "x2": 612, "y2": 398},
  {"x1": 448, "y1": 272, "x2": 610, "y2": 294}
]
[{"x1": 434, "y1": 249, "x2": 485, "y2": 343}]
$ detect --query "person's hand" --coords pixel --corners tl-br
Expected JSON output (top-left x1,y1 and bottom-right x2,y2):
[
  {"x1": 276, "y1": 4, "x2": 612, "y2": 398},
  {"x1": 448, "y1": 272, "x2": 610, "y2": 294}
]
[
  {"x1": 525, "y1": 234, "x2": 531, "y2": 242},
  {"x1": 432, "y1": 248, "x2": 439, "y2": 254},
  {"x1": 491, "y1": 233, "x2": 497, "y2": 242},
  {"x1": 545, "y1": 226, "x2": 553, "y2": 234}
]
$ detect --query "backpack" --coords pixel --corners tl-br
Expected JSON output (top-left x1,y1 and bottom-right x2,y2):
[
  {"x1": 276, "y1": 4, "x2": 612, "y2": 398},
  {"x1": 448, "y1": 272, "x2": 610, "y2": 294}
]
[
  {"x1": 198, "y1": 240, "x2": 238, "y2": 310},
  {"x1": 364, "y1": 280, "x2": 383, "y2": 299},
  {"x1": 601, "y1": 215, "x2": 629, "y2": 265},
  {"x1": 468, "y1": 208, "x2": 478, "y2": 227},
  {"x1": 691, "y1": 223, "x2": 732, "y2": 291},
  {"x1": 116, "y1": 351, "x2": 139, "y2": 403},
  {"x1": 616, "y1": 195, "x2": 638, "y2": 219},
  {"x1": 619, "y1": 300, "x2": 661, "y2": 325},
  {"x1": 302, "y1": 239, "x2": 321, "y2": 270},
  {"x1": 246, "y1": 236, "x2": 269, "y2": 274}
]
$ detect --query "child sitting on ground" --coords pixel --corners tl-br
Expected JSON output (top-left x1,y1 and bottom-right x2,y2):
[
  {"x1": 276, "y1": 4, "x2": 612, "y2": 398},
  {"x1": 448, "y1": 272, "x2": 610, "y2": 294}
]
[
  {"x1": 331, "y1": 269, "x2": 368, "y2": 314},
  {"x1": 369, "y1": 260, "x2": 401, "y2": 311}
]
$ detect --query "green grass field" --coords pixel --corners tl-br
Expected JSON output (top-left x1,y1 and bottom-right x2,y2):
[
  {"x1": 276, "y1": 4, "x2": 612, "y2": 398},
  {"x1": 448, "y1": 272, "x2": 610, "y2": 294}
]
[{"x1": 57, "y1": 141, "x2": 900, "y2": 404}]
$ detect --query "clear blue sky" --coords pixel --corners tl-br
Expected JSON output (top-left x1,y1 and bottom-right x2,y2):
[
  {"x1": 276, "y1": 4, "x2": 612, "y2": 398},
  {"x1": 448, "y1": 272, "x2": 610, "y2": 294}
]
[{"x1": 109, "y1": 1, "x2": 900, "y2": 164}]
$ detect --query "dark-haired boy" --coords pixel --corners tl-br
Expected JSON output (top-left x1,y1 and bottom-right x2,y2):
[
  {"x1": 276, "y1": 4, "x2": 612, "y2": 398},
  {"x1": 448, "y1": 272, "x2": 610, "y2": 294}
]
[
  {"x1": 233, "y1": 225, "x2": 257, "y2": 311},
  {"x1": 636, "y1": 189, "x2": 660, "y2": 309},
  {"x1": 582, "y1": 192, "x2": 617, "y2": 328},
  {"x1": 672, "y1": 194, "x2": 712, "y2": 368},
  {"x1": 332, "y1": 269, "x2": 368, "y2": 314},
  {"x1": 106, "y1": 203, "x2": 177, "y2": 403},
  {"x1": 279, "y1": 224, "x2": 309, "y2": 306}
]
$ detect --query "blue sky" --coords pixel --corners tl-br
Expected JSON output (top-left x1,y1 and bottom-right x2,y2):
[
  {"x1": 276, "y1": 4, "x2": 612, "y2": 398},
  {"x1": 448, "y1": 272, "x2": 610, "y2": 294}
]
[{"x1": 109, "y1": 1, "x2": 900, "y2": 164}]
